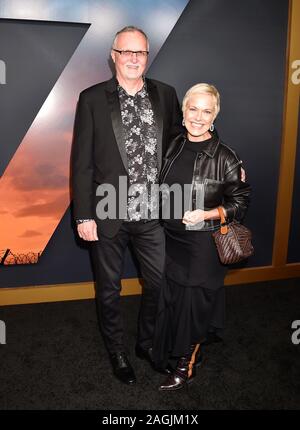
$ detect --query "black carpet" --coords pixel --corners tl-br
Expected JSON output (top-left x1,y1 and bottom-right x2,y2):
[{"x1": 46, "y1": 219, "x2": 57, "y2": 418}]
[{"x1": 0, "y1": 278, "x2": 300, "y2": 410}]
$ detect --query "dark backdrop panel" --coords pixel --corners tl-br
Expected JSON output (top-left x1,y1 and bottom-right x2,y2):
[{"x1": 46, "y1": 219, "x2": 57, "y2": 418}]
[
  {"x1": 0, "y1": 19, "x2": 89, "y2": 176},
  {"x1": 148, "y1": 0, "x2": 288, "y2": 267},
  {"x1": 0, "y1": 208, "x2": 138, "y2": 289},
  {"x1": 288, "y1": 98, "x2": 300, "y2": 263},
  {"x1": 0, "y1": 20, "x2": 96, "y2": 288},
  {"x1": 0, "y1": 0, "x2": 290, "y2": 288}
]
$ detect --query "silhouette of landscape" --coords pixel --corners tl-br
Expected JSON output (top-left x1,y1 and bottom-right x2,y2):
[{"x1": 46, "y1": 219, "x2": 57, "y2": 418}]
[{"x1": 0, "y1": 249, "x2": 41, "y2": 265}]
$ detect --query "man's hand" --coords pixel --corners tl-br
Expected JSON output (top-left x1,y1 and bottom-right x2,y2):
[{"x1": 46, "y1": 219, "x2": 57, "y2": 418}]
[
  {"x1": 182, "y1": 209, "x2": 205, "y2": 225},
  {"x1": 77, "y1": 220, "x2": 99, "y2": 241}
]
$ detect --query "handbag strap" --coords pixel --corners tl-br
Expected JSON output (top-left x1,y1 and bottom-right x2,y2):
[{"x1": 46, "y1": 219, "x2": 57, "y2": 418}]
[{"x1": 217, "y1": 206, "x2": 228, "y2": 235}]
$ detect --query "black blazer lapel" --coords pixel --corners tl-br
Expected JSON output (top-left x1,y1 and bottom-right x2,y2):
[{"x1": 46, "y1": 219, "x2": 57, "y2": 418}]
[
  {"x1": 146, "y1": 78, "x2": 163, "y2": 170},
  {"x1": 105, "y1": 77, "x2": 128, "y2": 172}
]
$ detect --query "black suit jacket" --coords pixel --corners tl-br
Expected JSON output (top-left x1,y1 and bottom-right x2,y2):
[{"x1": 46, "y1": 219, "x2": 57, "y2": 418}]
[{"x1": 71, "y1": 76, "x2": 182, "y2": 237}]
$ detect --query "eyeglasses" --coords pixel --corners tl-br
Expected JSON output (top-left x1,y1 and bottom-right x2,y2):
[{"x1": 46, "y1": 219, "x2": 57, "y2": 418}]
[{"x1": 112, "y1": 49, "x2": 149, "y2": 59}]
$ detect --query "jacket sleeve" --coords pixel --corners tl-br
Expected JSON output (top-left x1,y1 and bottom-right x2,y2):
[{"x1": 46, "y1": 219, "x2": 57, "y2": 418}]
[
  {"x1": 222, "y1": 161, "x2": 251, "y2": 222},
  {"x1": 169, "y1": 87, "x2": 184, "y2": 141},
  {"x1": 71, "y1": 92, "x2": 95, "y2": 220}
]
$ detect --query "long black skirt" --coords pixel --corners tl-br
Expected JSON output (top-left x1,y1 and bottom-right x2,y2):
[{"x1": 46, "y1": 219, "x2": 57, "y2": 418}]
[{"x1": 153, "y1": 228, "x2": 227, "y2": 369}]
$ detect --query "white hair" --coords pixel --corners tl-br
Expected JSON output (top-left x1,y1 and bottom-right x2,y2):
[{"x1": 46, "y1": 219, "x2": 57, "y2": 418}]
[{"x1": 112, "y1": 26, "x2": 149, "y2": 50}]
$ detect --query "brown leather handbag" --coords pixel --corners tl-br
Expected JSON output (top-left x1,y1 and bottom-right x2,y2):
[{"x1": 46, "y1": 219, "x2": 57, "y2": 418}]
[{"x1": 212, "y1": 207, "x2": 254, "y2": 264}]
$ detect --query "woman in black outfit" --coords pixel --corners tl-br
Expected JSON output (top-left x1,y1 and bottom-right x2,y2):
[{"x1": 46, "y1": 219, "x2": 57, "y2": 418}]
[{"x1": 153, "y1": 83, "x2": 251, "y2": 391}]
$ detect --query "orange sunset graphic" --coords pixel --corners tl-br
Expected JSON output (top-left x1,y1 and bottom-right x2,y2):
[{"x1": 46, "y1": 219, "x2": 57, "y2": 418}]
[
  {"x1": 0, "y1": 88, "x2": 75, "y2": 264},
  {"x1": 0, "y1": 66, "x2": 108, "y2": 265},
  {"x1": 0, "y1": 1, "x2": 189, "y2": 265}
]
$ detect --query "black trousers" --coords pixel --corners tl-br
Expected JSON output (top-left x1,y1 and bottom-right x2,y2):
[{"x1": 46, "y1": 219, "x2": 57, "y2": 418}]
[{"x1": 91, "y1": 220, "x2": 165, "y2": 354}]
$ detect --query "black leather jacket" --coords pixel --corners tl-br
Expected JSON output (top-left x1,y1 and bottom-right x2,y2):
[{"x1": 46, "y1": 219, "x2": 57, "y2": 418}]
[{"x1": 160, "y1": 132, "x2": 251, "y2": 231}]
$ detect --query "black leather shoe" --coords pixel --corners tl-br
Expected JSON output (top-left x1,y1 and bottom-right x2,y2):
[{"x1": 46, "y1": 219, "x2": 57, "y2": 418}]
[
  {"x1": 159, "y1": 357, "x2": 196, "y2": 392},
  {"x1": 158, "y1": 370, "x2": 195, "y2": 391},
  {"x1": 110, "y1": 352, "x2": 136, "y2": 385},
  {"x1": 135, "y1": 344, "x2": 153, "y2": 364},
  {"x1": 135, "y1": 344, "x2": 171, "y2": 375}
]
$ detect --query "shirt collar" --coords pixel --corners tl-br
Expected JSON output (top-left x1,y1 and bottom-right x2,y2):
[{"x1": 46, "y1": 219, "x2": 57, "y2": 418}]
[
  {"x1": 184, "y1": 129, "x2": 220, "y2": 158},
  {"x1": 117, "y1": 77, "x2": 147, "y2": 97}
]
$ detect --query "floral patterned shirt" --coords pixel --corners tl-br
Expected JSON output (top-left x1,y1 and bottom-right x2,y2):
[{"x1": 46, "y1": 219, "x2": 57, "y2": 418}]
[{"x1": 118, "y1": 82, "x2": 159, "y2": 221}]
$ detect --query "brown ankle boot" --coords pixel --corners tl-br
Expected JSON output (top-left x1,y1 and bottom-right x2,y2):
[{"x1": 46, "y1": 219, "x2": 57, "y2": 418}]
[{"x1": 158, "y1": 344, "x2": 200, "y2": 391}]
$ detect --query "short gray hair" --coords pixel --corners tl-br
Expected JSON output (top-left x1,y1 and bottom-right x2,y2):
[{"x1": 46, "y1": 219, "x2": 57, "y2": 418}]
[{"x1": 112, "y1": 26, "x2": 149, "y2": 50}]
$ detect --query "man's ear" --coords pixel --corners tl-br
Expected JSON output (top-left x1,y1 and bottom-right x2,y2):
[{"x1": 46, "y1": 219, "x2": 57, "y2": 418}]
[{"x1": 111, "y1": 50, "x2": 115, "y2": 63}]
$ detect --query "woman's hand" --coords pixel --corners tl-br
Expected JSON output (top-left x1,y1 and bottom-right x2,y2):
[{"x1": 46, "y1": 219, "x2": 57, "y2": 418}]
[{"x1": 182, "y1": 209, "x2": 205, "y2": 225}]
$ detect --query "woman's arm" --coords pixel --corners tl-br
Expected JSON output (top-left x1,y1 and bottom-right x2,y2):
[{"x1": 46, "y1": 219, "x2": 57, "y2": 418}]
[
  {"x1": 182, "y1": 207, "x2": 225, "y2": 224},
  {"x1": 222, "y1": 163, "x2": 251, "y2": 222},
  {"x1": 182, "y1": 164, "x2": 251, "y2": 225}
]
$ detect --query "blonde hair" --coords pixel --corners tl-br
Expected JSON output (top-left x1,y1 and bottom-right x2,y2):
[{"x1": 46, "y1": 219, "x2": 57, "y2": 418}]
[{"x1": 182, "y1": 83, "x2": 220, "y2": 118}]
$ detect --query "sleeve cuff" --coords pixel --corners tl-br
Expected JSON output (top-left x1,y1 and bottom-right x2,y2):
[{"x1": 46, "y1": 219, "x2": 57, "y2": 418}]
[
  {"x1": 222, "y1": 205, "x2": 235, "y2": 222},
  {"x1": 76, "y1": 219, "x2": 94, "y2": 225}
]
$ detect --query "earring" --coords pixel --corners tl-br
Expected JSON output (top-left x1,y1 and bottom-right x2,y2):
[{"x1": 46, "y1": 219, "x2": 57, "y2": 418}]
[
  {"x1": 209, "y1": 123, "x2": 214, "y2": 132},
  {"x1": 182, "y1": 119, "x2": 185, "y2": 126}
]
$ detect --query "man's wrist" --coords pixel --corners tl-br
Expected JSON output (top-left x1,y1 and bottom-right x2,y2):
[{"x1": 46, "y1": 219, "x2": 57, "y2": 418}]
[{"x1": 76, "y1": 219, "x2": 94, "y2": 225}]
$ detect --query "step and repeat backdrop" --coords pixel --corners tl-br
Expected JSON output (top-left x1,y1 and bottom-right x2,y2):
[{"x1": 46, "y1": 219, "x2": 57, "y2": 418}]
[{"x1": 0, "y1": 0, "x2": 299, "y2": 294}]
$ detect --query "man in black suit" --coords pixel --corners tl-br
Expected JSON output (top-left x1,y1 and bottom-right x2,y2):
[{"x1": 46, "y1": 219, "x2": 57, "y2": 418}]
[{"x1": 72, "y1": 26, "x2": 182, "y2": 384}]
